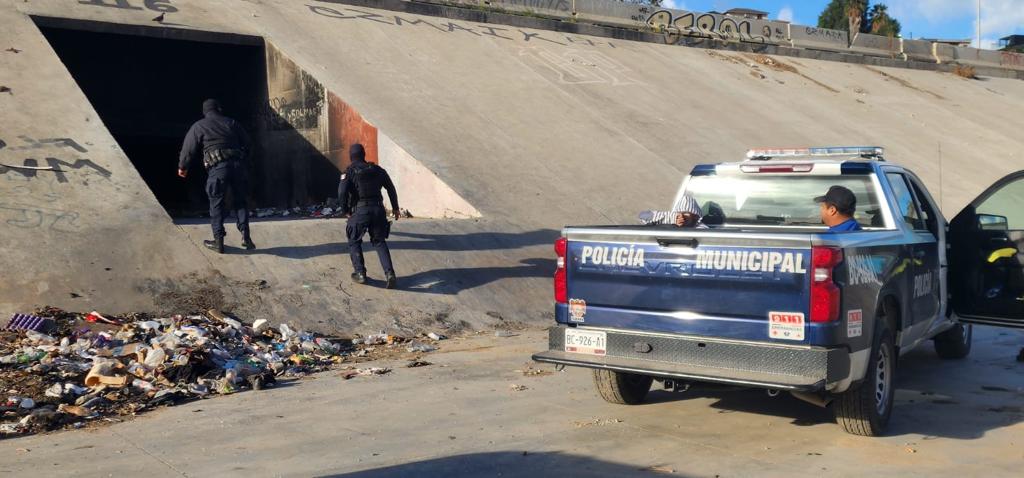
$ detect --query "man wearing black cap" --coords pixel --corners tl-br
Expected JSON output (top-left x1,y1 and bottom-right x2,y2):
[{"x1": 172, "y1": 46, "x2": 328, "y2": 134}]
[
  {"x1": 338, "y1": 143, "x2": 400, "y2": 288},
  {"x1": 815, "y1": 185, "x2": 862, "y2": 232},
  {"x1": 178, "y1": 98, "x2": 255, "y2": 253}
]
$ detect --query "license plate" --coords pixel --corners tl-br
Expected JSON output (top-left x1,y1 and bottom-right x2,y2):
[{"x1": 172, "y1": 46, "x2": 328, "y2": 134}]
[{"x1": 564, "y1": 328, "x2": 607, "y2": 356}]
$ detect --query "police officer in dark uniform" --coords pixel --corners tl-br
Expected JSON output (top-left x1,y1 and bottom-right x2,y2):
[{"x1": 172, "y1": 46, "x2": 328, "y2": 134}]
[
  {"x1": 178, "y1": 99, "x2": 255, "y2": 254},
  {"x1": 338, "y1": 143, "x2": 399, "y2": 288}
]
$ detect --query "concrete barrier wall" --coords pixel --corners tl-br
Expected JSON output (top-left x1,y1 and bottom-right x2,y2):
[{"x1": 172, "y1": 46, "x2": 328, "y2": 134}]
[
  {"x1": 934, "y1": 43, "x2": 956, "y2": 63},
  {"x1": 902, "y1": 39, "x2": 934, "y2": 62},
  {"x1": 790, "y1": 25, "x2": 848, "y2": 52},
  {"x1": 1001, "y1": 51, "x2": 1024, "y2": 71},
  {"x1": 425, "y1": 0, "x2": 1018, "y2": 75},
  {"x1": 848, "y1": 32, "x2": 900, "y2": 58}
]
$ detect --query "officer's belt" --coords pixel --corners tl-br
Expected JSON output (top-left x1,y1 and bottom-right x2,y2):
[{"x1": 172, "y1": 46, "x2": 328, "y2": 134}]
[
  {"x1": 355, "y1": 199, "x2": 384, "y2": 208},
  {"x1": 203, "y1": 148, "x2": 243, "y2": 169}
]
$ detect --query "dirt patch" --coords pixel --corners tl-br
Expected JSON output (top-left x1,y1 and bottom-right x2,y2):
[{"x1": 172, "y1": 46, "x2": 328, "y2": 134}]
[
  {"x1": 738, "y1": 54, "x2": 840, "y2": 93},
  {"x1": 864, "y1": 66, "x2": 945, "y2": 99}
]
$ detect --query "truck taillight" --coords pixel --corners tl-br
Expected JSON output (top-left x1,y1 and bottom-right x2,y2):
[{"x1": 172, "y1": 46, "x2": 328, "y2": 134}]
[
  {"x1": 810, "y1": 246, "x2": 843, "y2": 323},
  {"x1": 554, "y1": 237, "x2": 567, "y2": 304}
]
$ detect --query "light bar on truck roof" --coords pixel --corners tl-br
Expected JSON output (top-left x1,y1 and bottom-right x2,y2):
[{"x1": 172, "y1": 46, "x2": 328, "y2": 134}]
[{"x1": 746, "y1": 146, "x2": 884, "y2": 160}]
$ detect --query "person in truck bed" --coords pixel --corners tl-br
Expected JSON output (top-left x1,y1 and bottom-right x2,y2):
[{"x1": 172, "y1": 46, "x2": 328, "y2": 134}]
[
  {"x1": 815, "y1": 185, "x2": 862, "y2": 232},
  {"x1": 639, "y1": 194, "x2": 707, "y2": 228}
]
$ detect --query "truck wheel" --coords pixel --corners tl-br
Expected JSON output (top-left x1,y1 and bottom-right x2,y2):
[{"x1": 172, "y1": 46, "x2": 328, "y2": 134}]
[
  {"x1": 592, "y1": 369, "x2": 653, "y2": 405},
  {"x1": 934, "y1": 323, "x2": 972, "y2": 359},
  {"x1": 833, "y1": 324, "x2": 896, "y2": 436}
]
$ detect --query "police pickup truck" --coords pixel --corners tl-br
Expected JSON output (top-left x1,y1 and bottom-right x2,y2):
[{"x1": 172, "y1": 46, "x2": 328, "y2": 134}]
[{"x1": 533, "y1": 146, "x2": 1024, "y2": 436}]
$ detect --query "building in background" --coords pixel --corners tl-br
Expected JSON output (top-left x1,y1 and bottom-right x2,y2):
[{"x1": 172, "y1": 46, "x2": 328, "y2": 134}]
[{"x1": 999, "y1": 35, "x2": 1024, "y2": 52}]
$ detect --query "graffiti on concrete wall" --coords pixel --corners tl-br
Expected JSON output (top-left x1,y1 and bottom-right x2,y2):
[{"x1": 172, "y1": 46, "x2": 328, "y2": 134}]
[
  {"x1": 644, "y1": 10, "x2": 786, "y2": 44},
  {"x1": 519, "y1": 48, "x2": 641, "y2": 86},
  {"x1": 78, "y1": 0, "x2": 179, "y2": 13},
  {"x1": 261, "y1": 48, "x2": 326, "y2": 131},
  {"x1": 0, "y1": 136, "x2": 111, "y2": 184},
  {"x1": 0, "y1": 136, "x2": 110, "y2": 232},
  {"x1": 802, "y1": 27, "x2": 847, "y2": 44},
  {"x1": 308, "y1": 4, "x2": 618, "y2": 49}
]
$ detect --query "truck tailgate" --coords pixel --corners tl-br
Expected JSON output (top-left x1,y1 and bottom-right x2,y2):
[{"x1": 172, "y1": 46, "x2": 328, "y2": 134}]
[{"x1": 563, "y1": 227, "x2": 815, "y2": 343}]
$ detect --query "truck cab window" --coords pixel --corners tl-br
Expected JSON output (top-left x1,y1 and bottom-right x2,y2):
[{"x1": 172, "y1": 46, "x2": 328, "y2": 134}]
[
  {"x1": 885, "y1": 173, "x2": 924, "y2": 230},
  {"x1": 908, "y1": 178, "x2": 940, "y2": 237}
]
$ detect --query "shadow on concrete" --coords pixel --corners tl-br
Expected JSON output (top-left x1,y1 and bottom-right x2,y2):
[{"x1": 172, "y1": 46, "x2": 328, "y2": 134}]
[
  {"x1": 321, "y1": 451, "x2": 694, "y2": 478},
  {"x1": 638, "y1": 343, "x2": 1024, "y2": 439},
  {"x1": 398, "y1": 258, "x2": 555, "y2": 295},
  {"x1": 214, "y1": 228, "x2": 559, "y2": 260},
  {"x1": 385, "y1": 229, "x2": 560, "y2": 252}
]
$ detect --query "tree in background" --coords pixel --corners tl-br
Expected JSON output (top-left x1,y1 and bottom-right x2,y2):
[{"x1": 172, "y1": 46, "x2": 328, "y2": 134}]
[
  {"x1": 866, "y1": 4, "x2": 901, "y2": 37},
  {"x1": 817, "y1": 0, "x2": 901, "y2": 37}
]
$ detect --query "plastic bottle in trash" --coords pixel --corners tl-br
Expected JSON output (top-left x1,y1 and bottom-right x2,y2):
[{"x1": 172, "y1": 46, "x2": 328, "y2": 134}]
[{"x1": 279, "y1": 324, "x2": 296, "y2": 340}]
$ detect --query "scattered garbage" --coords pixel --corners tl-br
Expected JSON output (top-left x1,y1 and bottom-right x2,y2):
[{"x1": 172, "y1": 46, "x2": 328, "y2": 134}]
[
  {"x1": 427, "y1": 332, "x2": 447, "y2": 341},
  {"x1": 248, "y1": 204, "x2": 413, "y2": 220},
  {"x1": 5, "y1": 314, "x2": 54, "y2": 333},
  {"x1": 495, "y1": 330, "x2": 519, "y2": 338},
  {"x1": 407, "y1": 342, "x2": 437, "y2": 353},
  {"x1": 338, "y1": 367, "x2": 392, "y2": 380},
  {"x1": 406, "y1": 360, "x2": 431, "y2": 368},
  {"x1": 509, "y1": 384, "x2": 528, "y2": 392},
  {"x1": 0, "y1": 307, "x2": 436, "y2": 437}
]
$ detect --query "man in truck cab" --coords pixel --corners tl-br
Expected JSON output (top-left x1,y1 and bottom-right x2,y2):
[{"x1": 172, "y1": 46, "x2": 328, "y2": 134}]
[{"x1": 816, "y1": 185, "x2": 862, "y2": 232}]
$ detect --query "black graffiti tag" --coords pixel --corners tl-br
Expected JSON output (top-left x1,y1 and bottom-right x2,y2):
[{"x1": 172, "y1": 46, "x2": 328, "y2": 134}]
[
  {"x1": 78, "y1": 0, "x2": 178, "y2": 13},
  {"x1": 307, "y1": 4, "x2": 615, "y2": 48},
  {"x1": 0, "y1": 202, "x2": 81, "y2": 232},
  {"x1": 0, "y1": 158, "x2": 113, "y2": 183}
]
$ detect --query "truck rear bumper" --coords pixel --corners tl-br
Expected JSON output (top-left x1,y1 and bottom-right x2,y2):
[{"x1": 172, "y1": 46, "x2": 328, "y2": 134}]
[{"x1": 532, "y1": 326, "x2": 849, "y2": 392}]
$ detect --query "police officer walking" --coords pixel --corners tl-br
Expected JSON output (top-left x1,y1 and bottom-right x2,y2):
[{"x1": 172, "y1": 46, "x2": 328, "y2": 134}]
[
  {"x1": 178, "y1": 99, "x2": 255, "y2": 254},
  {"x1": 338, "y1": 143, "x2": 400, "y2": 288}
]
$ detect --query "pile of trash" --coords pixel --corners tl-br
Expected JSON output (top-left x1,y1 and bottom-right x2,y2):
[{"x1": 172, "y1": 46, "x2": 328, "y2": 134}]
[
  {"x1": 0, "y1": 308, "x2": 438, "y2": 437},
  {"x1": 251, "y1": 202, "x2": 413, "y2": 220},
  {"x1": 252, "y1": 202, "x2": 341, "y2": 219}
]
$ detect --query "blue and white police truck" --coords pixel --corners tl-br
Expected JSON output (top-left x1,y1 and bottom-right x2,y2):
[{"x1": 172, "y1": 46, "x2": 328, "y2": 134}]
[{"x1": 533, "y1": 146, "x2": 1024, "y2": 436}]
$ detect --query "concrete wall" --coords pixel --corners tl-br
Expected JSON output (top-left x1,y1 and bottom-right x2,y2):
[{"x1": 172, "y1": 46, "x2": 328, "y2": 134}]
[
  {"x1": 422, "y1": 0, "x2": 1020, "y2": 76},
  {"x1": 791, "y1": 26, "x2": 849, "y2": 52},
  {"x1": 849, "y1": 33, "x2": 901, "y2": 59}
]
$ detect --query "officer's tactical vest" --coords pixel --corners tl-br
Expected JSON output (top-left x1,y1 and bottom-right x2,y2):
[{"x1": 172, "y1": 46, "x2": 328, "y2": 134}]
[{"x1": 348, "y1": 162, "x2": 384, "y2": 209}]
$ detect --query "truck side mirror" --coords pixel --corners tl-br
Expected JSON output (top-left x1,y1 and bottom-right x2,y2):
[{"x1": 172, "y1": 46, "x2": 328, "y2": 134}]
[{"x1": 977, "y1": 214, "x2": 1009, "y2": 231}]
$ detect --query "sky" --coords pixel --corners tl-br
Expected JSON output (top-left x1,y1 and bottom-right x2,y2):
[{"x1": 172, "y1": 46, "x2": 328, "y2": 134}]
[{"x1": 656, "y1": 0, "x2": 1024, "y2": 49}]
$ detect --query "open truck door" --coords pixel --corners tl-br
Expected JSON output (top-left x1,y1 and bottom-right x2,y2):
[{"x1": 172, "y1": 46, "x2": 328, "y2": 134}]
[{"x1": 949, "y1": 171, "x2": 1024, "y2": 329}]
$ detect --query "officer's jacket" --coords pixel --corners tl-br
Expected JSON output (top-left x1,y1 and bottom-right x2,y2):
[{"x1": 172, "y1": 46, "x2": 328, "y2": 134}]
[{"x1": 178, "y1": 112, "x2": 252, "y2": 170}]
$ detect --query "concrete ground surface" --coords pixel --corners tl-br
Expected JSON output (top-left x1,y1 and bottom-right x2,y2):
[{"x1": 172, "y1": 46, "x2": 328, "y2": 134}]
[{"x1": 1, "y1": 325, "x2": 1021, "y2": 477}]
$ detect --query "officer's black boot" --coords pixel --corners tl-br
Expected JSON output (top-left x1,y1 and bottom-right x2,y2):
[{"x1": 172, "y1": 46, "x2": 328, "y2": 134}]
[
  {"x1": 242, "y1": 233, "x2": 256, "y2": 250},
  {"x1": 385, "y1": 272, "x2": 397, "y2": 290},
  {"x1": 204, "y1": 237, "x2": 224, "y2": 254},
  {"x1": 351, "y1": 272, "x2": 367, "y2": 284}
]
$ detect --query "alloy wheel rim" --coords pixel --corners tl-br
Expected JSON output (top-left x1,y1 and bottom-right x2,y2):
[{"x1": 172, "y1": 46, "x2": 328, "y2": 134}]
[{"x1": 875, "y1": 344, "x2": 892, "y2": 415}]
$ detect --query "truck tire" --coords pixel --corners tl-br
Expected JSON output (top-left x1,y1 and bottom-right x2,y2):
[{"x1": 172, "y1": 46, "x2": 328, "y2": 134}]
[
  {"x1": 592, "y1": 369, "x2": 653, "y2": 405},
  {"x1": 934, "y1": 323, "x2": 972, "y2": 359},
  {"x1": 833, "y1": 324, "x2": 896, "y2": 436}
]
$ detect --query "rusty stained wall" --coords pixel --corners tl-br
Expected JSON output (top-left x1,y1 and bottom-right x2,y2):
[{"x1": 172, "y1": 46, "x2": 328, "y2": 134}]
[
  {"x1": 257, "y1": 43, "x2": 337, "y2": 207},
  {"x1": 327, "y1": 92, "x2": 379, "y2": 171}
]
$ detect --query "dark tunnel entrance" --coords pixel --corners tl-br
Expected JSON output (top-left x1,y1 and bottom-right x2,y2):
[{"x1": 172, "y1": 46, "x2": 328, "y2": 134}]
[{"x1": 37, "y1": 22, "x2": 340, "y2": 216}]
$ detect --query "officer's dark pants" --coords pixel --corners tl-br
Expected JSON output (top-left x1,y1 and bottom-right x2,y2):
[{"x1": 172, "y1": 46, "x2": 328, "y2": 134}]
[
  {"x1": 347, "y1": 205, "x2": 394, "y2": 276},
  {"x1": 206, "y1": 160, "x2": 250, "y2": 240}
]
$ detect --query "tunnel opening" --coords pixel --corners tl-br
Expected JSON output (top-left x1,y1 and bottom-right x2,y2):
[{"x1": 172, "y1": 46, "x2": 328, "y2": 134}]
[{"x1": 36, "y1": 21, "x2": 340, "y2": 217}]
